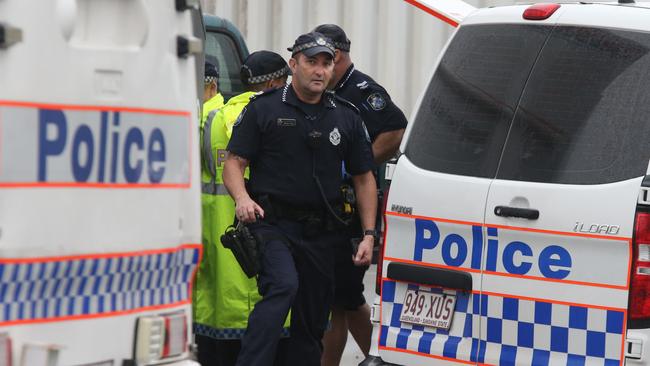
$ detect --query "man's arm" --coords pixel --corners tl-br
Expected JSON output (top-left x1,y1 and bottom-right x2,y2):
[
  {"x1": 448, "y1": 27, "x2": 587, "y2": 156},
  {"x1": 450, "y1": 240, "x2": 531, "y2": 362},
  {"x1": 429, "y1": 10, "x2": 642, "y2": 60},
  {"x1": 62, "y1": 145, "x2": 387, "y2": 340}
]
[
  {"x1": 223, "y1": 152, "x2": 264, "y2": 222},
  {"x1": 372, "y1": 128, "x2": 405, "y2": 164},
  {"x1": 351, "y1": 170, "x2": 377, "y2": 266}
]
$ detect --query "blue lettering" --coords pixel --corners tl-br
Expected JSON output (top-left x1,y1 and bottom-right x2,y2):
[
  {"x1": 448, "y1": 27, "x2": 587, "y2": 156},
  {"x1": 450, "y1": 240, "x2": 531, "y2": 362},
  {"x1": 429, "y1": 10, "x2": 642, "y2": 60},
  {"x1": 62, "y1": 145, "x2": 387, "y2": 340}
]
[
  {"x1": 97, "y1": 112, "x2": 108, "y2": 182},
  {"x1": 442, "y1": 234, "x2": 467, "y2": 267},
  {"x1": 147, "y1": 128, "x2": 166, "y2": 183},
  {"x1": 539, "y1": 245, "x2": 571, "y2": 279},
  {"x1": 38, "y1": 109, "x2": 67, "y2": 181},
  {"x1": 110, "y1": 112, "x2": 120, "y2": 182},
  {"x1": 470, "y1": 225, "x2": 483, "y2": 270},
  {"x1": 414, "y1": 219, "x2": 440, "y2": 261},
  {"x1": 123, "y1": 128, "x2": 144, "y2": 183},
  {"x1": 486, "y1": 228, "x2": 499, "y2": 272},
  {"x1": 502, "y1": 241, "x2": 533, "y2": 275},
  {"x1": 71, "y1": 125, "x2": 95, "y2": 182}
]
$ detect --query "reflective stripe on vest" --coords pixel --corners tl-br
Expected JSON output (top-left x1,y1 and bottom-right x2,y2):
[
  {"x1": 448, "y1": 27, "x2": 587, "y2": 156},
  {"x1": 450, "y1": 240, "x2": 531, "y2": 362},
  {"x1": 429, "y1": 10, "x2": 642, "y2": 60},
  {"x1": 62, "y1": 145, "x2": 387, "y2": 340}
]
[
  {"x1": 201, "y1": 182, "x2": 229, "y2": 195},
  {"x1": 203, "y1": 109, "x2": 220, "y2": 179}
]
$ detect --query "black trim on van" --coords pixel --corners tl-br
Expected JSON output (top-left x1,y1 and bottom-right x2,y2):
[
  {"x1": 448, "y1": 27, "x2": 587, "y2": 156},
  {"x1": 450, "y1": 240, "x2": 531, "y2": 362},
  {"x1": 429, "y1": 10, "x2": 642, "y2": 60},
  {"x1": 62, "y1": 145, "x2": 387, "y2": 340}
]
[{"x1": 386, "y1": 262, "x2": 472, "y2": 292}]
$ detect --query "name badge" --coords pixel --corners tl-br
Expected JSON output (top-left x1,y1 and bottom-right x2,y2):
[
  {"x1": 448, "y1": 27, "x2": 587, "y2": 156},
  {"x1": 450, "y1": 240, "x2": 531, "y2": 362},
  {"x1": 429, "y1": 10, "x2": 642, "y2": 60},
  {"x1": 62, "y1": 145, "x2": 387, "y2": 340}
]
[{"x1": 277, "y1": 118, "x2": 296, "y2": 127}]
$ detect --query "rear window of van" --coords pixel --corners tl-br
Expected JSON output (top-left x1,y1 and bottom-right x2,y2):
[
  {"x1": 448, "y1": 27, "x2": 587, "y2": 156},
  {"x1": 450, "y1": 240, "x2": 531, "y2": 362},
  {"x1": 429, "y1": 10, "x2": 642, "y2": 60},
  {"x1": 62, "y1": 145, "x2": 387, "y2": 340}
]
[{"x1": 406, "y1": 24, "x2": 650, "y2": 184}]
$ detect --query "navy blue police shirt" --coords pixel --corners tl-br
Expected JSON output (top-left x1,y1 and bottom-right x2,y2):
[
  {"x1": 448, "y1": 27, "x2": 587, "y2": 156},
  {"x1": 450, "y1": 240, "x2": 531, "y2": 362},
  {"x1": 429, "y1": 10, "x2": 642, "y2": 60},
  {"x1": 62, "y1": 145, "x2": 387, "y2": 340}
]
[
  {"x1": 226, "y1": 83, "x2": 374, "y2": 207},
  {"x1": 334, "y1": 64, "x2": 407, "y2": 142}
]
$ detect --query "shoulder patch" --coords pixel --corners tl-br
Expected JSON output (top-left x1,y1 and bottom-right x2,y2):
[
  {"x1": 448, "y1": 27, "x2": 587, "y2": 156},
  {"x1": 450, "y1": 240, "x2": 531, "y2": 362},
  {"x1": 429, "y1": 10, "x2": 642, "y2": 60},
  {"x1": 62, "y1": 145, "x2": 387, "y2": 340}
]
[
  {"x1": 333, "y1": 93, "x2": 360, "y2": 114},
  {"x1": 367, "y1": 92, "x2": 387, "y2": 111}
]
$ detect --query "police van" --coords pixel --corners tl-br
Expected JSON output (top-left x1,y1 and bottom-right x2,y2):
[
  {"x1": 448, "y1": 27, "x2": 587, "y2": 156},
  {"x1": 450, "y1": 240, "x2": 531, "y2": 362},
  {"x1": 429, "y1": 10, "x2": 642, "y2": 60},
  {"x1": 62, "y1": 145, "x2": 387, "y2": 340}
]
[
  {"x1": 365, "y1": 0, "x2": 650, "y2": 365},
  {"x1": 0, "y1": 1, "x2": 206, "y2": 365}
]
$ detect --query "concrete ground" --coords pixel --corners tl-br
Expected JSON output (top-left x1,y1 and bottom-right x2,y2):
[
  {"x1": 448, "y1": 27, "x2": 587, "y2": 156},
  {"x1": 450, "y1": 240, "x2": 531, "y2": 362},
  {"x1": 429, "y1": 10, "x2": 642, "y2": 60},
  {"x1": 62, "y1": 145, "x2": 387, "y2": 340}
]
[{"x1": 339, "y1": 264, "x2": 377, "y2": 366}]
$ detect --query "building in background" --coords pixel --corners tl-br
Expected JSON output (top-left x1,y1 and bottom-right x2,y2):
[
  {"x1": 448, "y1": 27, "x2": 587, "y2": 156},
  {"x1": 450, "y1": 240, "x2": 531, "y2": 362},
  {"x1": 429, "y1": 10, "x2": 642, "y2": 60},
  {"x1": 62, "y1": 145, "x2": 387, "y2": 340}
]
[{"x1": 200, "y1": 0, "x2": 466, "y2": 119}]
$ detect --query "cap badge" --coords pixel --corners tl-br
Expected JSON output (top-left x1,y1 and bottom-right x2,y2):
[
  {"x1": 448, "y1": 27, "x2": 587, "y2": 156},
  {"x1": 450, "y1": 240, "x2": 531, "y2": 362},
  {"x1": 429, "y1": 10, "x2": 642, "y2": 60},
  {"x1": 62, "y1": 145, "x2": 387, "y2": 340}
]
[
  {"x1": 316, "y1": 37, "x2": 326, "y2": 46},
  {"x1": 329, "y1": 127, "x2": 341, "y2": 146}
]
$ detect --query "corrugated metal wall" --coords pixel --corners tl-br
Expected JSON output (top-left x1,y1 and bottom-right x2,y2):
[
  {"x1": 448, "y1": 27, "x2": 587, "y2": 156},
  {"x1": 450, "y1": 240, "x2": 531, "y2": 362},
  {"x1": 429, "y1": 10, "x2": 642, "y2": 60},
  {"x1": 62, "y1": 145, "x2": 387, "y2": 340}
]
[{"x1": 201, "y1": 0, "x2": 463, "y2": 119}]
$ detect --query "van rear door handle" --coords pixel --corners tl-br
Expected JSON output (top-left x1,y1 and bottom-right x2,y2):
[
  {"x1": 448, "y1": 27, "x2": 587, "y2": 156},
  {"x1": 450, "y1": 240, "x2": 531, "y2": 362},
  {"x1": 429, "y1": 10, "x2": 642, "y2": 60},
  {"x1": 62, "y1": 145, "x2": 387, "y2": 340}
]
[
  {"x1": 494, "y1": 205, "x2": 539, "y2": 220},
  {"x1": 387, "y1": 262, "x2": 472, "y2": 292}
]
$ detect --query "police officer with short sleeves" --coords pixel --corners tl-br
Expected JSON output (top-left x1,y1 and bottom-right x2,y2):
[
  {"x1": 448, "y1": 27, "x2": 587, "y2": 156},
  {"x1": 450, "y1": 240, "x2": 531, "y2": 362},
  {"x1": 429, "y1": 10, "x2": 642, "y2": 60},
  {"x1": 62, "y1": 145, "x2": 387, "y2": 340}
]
[
  {"x1": 222, "y1": 32, "x2": 377, "y2": 366},
  {"x1": 313, "y1": 24, "x2": 408, "y2": 366}
]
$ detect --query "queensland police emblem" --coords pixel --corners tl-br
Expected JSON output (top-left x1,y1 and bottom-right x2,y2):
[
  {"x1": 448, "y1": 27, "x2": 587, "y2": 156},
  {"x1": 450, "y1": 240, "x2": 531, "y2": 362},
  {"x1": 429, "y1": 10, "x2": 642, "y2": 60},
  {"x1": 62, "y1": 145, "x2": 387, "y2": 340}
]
[
  {"x1": 367, "y1": 93, "x2": 386, "y2": 111},
  {"x1": 329, "y1": 127, "x2": 341, "y2": 146},
  {"x1": 316, "y1": 37, "x2": 326, "y2": 46}
]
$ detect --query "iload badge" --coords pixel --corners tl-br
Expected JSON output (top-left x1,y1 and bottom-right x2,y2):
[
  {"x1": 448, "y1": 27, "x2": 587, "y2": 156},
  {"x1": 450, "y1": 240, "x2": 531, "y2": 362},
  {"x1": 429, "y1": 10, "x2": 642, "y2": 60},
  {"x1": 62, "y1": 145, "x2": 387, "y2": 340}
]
[{"x1": 329, "y1": 127, "x2": 341, "y2": 146}]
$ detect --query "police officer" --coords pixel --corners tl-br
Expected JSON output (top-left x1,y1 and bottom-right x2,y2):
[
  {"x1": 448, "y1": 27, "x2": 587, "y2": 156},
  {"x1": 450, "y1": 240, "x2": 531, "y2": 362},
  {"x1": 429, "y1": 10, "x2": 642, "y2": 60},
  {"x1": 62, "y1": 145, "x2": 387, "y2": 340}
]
[
  {"x1": 202, "y1": 61, "x2": 224, "y2": 126},
  {"x1": 223, "y1": 32, "x2": 377, "y2": 366},
  {"x1": 313, "y1": 24, "x2": 408, "y2": 366},
  {"x1": 193, "y1": 51, "x2": 290, "y2": 366}
]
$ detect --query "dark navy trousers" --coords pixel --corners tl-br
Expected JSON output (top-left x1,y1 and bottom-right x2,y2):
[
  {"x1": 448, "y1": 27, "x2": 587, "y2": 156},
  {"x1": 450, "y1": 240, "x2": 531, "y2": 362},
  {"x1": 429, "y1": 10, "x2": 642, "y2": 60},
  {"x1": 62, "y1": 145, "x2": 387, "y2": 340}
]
[{"x1": 235, "y1": 219, "x2": 338, "y2": 366}]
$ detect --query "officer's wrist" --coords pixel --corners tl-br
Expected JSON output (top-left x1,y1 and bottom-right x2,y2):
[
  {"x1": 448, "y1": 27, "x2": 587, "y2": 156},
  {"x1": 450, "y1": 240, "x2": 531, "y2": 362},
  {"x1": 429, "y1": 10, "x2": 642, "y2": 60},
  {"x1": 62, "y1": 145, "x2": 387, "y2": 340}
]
[{"x1": 363, "y1": 229, "x2": 378, "y2": 239}]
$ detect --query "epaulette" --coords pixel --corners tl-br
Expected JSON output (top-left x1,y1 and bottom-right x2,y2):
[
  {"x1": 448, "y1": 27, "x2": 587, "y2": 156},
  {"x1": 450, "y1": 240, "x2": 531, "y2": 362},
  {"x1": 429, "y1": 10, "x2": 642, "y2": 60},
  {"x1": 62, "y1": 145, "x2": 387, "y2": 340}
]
[
  {"x1": 249, "y1": 87, "x2": 280, "y2": 101},
  {"x1": 330, "y1": 92, "x2": 360, "y2": 114}
]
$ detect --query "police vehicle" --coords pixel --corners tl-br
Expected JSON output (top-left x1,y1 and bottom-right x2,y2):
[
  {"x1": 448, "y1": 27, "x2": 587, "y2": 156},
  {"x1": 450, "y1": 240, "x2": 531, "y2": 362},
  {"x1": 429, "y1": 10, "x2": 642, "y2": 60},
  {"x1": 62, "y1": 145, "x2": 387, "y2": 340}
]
[
  {"x1": 0, "y1": 1, "x2": 208, "y2": 365},
  {"x1": 365, "y1": 0, "x2": 650, "y2": 365}
]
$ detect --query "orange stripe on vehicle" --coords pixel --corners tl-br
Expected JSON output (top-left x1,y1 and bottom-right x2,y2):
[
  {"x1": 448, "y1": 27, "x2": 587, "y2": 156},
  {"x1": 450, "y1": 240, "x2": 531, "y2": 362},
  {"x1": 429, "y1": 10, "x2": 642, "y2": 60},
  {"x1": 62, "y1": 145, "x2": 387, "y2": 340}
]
[
  {"x1": 386, "y1": 210, "x2": 632, "y2": 241},
  {"x1": 383, "y1": 256, "x2": 627, "y2": 289},
  {"x1": 479, "y1": 290, "x2": 627, "y2": 312},
  {"x1": 619, "y1": 312, "x2": 628, "y2": 365},
  {"x1": 386, "y1": 211, "x2": 481, "y2": 227},
  {"x1": 0, "y1": 100, "x2": 191, "y2": 116},
  {"x1": 0, "y1": 182, "x2": 191, "y2": 189},
  {"x1": 382, "y1": 277, "x2": 627, "y2": 312},
  {"x1": 380, "y1": 345, "x2": 477, "y2": 364},
  {"x1": 403, "y1": 0, "x2": 460, "y2": 27},
  {"x1": 0, "y1": 300, "x2": 191, "y2": 327},
  {"x1": 0, "y1": 243, "x2": 202, "y2": 264}
]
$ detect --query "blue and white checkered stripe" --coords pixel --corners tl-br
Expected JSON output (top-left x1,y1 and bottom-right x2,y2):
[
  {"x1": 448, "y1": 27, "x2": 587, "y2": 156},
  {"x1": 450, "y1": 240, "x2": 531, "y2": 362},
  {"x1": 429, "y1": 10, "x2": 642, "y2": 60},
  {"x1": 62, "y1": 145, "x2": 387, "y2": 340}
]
[
  {"x1": 380, "y1": 280, "x2": 625, "y2": 365},
  {"x1": 0, "y1": 246, "x2": 200, "y2": 324}
]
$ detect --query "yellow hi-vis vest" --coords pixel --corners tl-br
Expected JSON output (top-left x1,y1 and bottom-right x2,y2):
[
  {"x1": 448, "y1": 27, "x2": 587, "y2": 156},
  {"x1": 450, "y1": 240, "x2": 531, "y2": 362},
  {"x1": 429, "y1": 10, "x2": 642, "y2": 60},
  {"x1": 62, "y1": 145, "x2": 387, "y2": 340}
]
[{"x1": 193, "y1": 91, "x2": 290, "y2": 339}]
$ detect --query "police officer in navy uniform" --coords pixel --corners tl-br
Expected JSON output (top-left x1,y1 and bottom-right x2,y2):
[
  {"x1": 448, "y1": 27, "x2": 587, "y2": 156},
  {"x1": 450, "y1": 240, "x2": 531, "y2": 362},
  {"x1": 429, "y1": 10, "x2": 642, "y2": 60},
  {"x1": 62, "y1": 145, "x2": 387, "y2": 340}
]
[
  {"x1": 313, "y1": 24, "x2": 408, "y2": 366},
  {"x1": 222, "y1": 32, "x2": 377, "y2": 366}
]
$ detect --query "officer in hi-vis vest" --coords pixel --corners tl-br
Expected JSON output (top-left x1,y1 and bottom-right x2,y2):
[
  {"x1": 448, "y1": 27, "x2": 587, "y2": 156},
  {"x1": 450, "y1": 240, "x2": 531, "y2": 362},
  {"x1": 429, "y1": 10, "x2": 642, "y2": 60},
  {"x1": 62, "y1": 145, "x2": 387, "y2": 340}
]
[{"x1": 193, "y1": 51, "x2": 290, "y2": 366}]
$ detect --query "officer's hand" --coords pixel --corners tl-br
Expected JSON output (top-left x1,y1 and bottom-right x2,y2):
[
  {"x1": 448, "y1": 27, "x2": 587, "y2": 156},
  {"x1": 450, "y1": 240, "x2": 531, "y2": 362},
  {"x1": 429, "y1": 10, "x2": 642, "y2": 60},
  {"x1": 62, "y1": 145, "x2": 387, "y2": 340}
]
[
  {"x1": 235, "y1": 196, "x2": 265, "y2": 223},
  {"x1": 353, "y1": 236, "x2": 373, "y2": 266}
]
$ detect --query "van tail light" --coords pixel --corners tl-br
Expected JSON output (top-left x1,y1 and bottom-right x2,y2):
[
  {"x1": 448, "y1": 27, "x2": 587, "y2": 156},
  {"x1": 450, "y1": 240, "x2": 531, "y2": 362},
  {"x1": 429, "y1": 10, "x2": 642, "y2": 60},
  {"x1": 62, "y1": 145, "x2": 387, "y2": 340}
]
[
  {"x1": 162, "y1": 312, "x2": 187, "y2": 358},
  {"x1": 0, "y1": 333, "x2": 12, "y2": 366},
  {"x1": 523, "y1": 3, "x2": 560, "y2": 20},
  {"x1": 629, "y1": 212, "x2": 650, "y2": 323},
  {"x1": 375, "y1": 185, "x2": 390, "y2": 295},
  {"x1": 135, "y1": 311, "x2": 188, "y2": 364}
]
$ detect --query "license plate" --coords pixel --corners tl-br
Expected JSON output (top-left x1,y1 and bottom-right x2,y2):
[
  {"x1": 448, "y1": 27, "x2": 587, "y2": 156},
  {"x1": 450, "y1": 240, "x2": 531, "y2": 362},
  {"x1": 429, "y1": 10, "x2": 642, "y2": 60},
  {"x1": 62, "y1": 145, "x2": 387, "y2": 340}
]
[{"x1": 399, "y1": 290, "x2": 456, "y2": 329}]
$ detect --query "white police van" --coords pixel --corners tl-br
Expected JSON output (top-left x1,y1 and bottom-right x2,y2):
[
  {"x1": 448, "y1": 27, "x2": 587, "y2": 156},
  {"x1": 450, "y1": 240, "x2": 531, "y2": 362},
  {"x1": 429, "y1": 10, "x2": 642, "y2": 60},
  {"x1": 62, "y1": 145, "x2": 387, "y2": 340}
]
[
  {"x1": 365, "y1": 1, "x2": 650, "y2": 365},
  {"x1": 0, "y1": 1, "x2": 204, "y2": 365}
]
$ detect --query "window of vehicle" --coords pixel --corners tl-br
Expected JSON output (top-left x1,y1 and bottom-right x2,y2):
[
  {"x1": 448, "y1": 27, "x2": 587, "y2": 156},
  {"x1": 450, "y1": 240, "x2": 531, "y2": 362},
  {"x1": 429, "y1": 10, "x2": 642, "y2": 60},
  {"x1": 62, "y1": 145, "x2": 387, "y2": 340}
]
[
  {"x1": 497, "y1": 26, "x2": 650, "y2": 184},
  {"x1": 204, "y1": 30, "x2": 246, "y2": 101},
  {"x1": 404, "y1": 24, "x2": 551, "y2": 177}
]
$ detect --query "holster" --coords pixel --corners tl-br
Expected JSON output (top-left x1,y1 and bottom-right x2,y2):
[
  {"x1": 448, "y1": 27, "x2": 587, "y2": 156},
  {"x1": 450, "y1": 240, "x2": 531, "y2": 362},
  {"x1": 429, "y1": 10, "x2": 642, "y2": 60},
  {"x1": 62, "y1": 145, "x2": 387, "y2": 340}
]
[{"x1": 220, "y1": 224, "x2": 260, "y2": 278}]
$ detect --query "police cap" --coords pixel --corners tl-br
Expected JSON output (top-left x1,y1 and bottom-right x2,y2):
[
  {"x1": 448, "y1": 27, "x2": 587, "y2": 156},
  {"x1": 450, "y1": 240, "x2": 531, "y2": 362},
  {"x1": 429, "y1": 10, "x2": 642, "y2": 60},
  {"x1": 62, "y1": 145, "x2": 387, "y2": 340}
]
[
  {"x1": 287, "y1": 32, "x2": 335, "y2": 58},
  {"x1": 240, "y1": 50, "x2": 290, "y2": 86},
  {"x1": 313, "y1": 24, "x2": 351, "y2": 52},
  {"x1": 205, "y1": 61, "x2": 219, "y2": 82}
]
